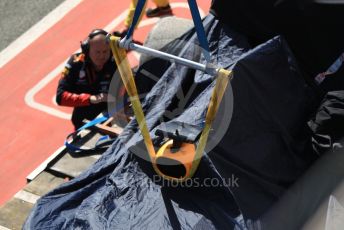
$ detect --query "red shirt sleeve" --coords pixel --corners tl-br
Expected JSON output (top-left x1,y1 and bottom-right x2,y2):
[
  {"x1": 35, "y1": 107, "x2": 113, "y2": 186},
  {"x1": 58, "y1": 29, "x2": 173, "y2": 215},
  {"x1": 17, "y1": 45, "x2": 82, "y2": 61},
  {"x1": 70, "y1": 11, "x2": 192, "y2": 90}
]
[
  {"x1": 60, "y1": 92, "x2": 91, "y2": 107},
  {"x1": 56, "y1": 54, "x2": 92, "y2": 107}
]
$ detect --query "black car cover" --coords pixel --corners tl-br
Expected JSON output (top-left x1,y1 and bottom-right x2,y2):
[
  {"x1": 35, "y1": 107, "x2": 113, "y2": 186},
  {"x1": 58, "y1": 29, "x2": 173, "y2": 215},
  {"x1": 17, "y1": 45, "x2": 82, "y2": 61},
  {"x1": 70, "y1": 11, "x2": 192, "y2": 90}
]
[
  {"x1": 24, "y1": 14, "x2": 319, "y2": 229},
  {"x1": 210, "y1": 0, "x2": 344, "y2": 80}
]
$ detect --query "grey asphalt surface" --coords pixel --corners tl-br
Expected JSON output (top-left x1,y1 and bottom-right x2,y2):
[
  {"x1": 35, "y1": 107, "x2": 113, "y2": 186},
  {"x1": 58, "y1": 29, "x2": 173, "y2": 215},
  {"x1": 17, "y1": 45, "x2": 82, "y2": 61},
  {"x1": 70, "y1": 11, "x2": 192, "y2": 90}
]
[{"x1": 0, "y1": 0, "x2": 64, "y2": 52}]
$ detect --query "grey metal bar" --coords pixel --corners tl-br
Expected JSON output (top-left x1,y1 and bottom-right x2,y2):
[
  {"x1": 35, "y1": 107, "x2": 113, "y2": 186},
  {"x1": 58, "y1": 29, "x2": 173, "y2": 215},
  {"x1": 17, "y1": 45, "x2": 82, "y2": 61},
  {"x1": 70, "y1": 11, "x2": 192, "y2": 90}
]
[{"x1": 118, "y1": 38, "x2": 218, "y2": 76}]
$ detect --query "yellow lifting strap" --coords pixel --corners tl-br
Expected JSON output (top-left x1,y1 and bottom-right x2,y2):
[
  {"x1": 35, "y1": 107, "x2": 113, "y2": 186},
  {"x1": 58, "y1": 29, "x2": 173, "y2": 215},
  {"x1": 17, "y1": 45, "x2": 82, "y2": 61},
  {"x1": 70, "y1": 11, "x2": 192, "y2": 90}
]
[
  {"x1": 109, "y1": 36, "x2": 232, "y2": 182},
  {"x1": 109, "y1": 36, "x2": 156, "y2": 161},
  {"x1": 189, "y1": 68, "x2": 231, "y2": 177}
]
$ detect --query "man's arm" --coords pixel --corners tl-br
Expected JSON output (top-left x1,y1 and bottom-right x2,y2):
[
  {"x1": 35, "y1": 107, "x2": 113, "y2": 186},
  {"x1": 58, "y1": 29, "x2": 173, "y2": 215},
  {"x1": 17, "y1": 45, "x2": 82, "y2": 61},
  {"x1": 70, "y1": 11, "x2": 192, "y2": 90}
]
[{"x1": 56, "y1": 55, "x2": 92, "y2": 107}]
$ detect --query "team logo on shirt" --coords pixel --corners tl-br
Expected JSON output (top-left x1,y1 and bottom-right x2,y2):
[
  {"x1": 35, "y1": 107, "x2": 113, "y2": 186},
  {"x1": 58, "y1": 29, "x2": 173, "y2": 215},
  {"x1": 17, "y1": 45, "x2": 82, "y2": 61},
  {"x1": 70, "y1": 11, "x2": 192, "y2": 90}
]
[
  {"x1": 79, "y1": 70, "x2": 86, "y2": 79},
  {"x1": 73, "y1": 53, "x2": 85, "y2": 62},
  {"x1": 60, "y1": 67, "x2": 69, "y2": 79}
]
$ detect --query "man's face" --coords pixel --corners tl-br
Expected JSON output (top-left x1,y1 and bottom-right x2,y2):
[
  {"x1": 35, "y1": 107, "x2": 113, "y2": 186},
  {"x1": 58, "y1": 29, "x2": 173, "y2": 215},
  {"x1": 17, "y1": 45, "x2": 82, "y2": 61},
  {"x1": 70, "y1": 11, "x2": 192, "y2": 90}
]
[{"x1": 88, "y1": 34, "x2": 111, "y2": 70}]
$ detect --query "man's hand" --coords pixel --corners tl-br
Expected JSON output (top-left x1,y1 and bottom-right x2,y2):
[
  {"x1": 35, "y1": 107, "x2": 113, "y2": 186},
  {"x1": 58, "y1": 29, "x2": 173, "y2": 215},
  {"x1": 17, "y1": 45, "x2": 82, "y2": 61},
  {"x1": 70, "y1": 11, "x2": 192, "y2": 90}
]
[{"x1": 90, "y1": 93, "x2": 108, "y2": 104}]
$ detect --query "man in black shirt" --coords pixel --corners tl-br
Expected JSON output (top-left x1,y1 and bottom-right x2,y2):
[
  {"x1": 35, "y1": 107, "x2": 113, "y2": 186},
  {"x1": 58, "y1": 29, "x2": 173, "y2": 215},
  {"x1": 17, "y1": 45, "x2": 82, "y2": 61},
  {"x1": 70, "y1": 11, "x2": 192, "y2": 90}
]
[{"x1": 56, "y1": 29, "x2": 118, "y2": 130}]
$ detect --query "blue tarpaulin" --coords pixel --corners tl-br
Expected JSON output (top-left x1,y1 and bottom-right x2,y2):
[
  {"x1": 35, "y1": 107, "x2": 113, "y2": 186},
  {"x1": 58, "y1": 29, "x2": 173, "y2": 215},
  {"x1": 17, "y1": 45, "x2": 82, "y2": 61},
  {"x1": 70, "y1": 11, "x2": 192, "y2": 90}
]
[{"x1": 24, "y1": 14, "x2": 318, "y2": 229}]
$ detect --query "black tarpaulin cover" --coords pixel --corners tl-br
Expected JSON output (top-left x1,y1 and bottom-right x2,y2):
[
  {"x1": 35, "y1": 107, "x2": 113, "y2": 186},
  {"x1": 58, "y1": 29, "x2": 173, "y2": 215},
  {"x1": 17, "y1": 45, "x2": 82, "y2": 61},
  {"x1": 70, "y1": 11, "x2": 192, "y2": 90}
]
[
  {"x1": 24, "y1": 14, "x2": 318, "y2": 229},
  {"x1": 210, "y1": 0, "x2": 344, "y2": 79}
]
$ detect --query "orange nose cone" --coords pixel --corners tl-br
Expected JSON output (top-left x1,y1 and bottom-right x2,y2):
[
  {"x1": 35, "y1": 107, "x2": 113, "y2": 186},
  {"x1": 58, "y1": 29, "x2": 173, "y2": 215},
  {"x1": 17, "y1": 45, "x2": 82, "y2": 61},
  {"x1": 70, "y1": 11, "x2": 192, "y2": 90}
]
[{"x1": 154, "y1": 139, "x2": 196, "y2": 180}]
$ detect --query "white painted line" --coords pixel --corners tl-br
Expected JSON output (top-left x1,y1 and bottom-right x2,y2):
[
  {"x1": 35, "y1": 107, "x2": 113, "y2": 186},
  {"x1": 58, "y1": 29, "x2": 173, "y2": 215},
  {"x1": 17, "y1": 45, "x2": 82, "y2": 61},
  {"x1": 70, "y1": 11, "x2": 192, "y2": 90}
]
[
  {"x1": 52, "y1": 95, "x2": 58, "y2": 106},
  {"x1": 25, "y1": 61, "x2": 72, "y2": 119},
  {"x1": 26, "y1": 146, "x2": 66, "y2": 181},
  {"x1": 14, "y1": 190, "x2": 41, "y2": 204},
  {"x1": 138, "y1": 17, "x2": 160, "y2": 27},
  {"x1": 0, "y1": 0, "x2": 83, "y2": 68},
  {"x1": 103, "y1": 10, "x2": 129, "y2": 32},
  {"x1": 0, "y1": 225, "x2": 11, "y2": 230}
]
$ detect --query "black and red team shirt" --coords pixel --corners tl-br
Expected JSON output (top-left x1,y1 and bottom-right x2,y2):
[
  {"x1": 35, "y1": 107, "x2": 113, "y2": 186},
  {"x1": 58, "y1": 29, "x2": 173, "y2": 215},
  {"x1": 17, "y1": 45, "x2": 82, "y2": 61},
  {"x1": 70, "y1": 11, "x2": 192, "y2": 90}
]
[{"x1": 56, "y1": 53, "x2": 117, "y2": 129}]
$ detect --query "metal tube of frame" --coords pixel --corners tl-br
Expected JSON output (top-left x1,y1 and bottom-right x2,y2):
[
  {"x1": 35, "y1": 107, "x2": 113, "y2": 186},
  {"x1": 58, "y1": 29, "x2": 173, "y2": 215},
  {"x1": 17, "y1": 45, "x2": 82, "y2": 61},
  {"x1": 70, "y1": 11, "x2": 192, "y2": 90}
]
[{"x1": 118, "y1": 38, "x2": 218, "y2": 76}]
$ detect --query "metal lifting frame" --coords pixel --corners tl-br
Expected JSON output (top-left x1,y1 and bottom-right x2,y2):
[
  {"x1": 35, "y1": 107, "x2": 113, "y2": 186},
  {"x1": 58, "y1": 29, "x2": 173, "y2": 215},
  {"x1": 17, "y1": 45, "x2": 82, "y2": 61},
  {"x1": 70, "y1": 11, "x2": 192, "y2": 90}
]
[
  {"x1": 107, "y1": 0, "x2": 233, "y2": 182},
  {"x1": 117, "y1": 37, "x2": 219, "y2": 76}
]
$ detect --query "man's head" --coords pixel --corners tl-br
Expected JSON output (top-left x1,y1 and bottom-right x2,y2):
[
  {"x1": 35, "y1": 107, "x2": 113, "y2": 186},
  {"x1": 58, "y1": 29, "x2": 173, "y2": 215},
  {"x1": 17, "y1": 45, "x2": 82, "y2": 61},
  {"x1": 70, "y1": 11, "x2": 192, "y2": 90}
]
[{"x1": 81, "y1": 29, "x2": 111, "y2": 70}]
